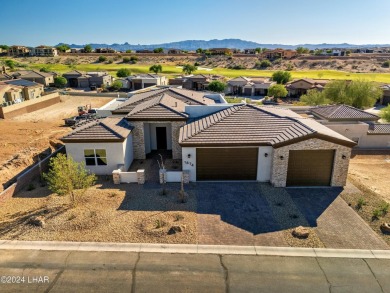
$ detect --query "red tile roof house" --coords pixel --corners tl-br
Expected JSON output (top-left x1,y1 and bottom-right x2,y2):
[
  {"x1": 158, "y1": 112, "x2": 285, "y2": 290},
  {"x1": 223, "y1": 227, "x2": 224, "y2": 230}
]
[
  {"x1": 61, "y1": 88, "x2": 356, "y2": 187},
  {"x1": 310, "y1": 104, "x2": 390, "y2": 149}
]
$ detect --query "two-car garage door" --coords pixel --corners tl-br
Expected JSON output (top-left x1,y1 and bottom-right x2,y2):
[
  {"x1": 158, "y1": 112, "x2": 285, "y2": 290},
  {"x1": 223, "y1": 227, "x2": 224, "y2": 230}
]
[
  {"x1": 196, "y1": 148, "x2": 258, "y2": 180},
  {"x1": 286, "y1": 150, "x2": 335, "y2": 186}
]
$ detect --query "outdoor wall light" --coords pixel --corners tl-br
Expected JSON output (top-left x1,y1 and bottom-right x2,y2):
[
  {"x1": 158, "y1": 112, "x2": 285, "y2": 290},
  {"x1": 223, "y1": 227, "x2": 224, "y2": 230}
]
[
  {"x1": 187, "y1": 154, "x2": 191, "y2": 159},
  {"x1": 264, "y1": 153, "x2": 268, "y2": 157},
  {"x1": 280, "y1": 156, "x2": 284, "y2": 160},
  {"x1": 342, "y1": 155, "x2": 347, "y2": 159}
]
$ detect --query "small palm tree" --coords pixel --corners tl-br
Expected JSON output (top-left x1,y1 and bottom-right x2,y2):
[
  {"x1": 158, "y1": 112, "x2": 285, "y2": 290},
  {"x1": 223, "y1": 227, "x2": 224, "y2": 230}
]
[{"x1": 149, "y1": 64, "x2": 162, "y2": 74}]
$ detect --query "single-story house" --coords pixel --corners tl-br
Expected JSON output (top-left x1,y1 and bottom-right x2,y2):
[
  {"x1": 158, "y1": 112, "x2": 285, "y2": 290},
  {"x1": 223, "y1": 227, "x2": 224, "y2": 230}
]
[
  {"x1": 169, "y1": 74, "x2": 224, "y2": 91},
  {"x1": 286, "y1": 79, "x2": 329, "y2": 98},
  {"x1": 62, "y1": 70, "x2": 112, "y2": 88},
  {"x1": 124, "y1": 74, "x2": 167, "y2": 91},
  {"x1": 244, "y1": 49, "x2": 257, "y2": 54},
  {"x1": 226, "y1": 76, "x2": 275, "y2": 96},
  {"x1": 209, "y1": 48, "x2": 233, "y2": 55},
  {"x1": 12, "y1": 70, "x2": 55, "y2": 86},
  {"x1": 261, "y1": 49, "x2": 297, "y2": 60},
  {"x1": 310, "y1": 104, "x2": 390, "y2": 149},
  {"x1": 63, "y1": 86, "x2": 356, "y2": 187}
]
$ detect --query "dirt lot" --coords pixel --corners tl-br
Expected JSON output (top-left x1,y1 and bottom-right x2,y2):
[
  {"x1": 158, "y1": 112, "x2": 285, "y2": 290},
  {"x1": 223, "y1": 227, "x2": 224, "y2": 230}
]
[
  {"x1": 0, "y1": 181, "x2": 197, "y2": 243},
  {"x1": 349, "y1": 154, "x2": 390, "y2": 202},
  {"x1": 0, "y1": 95, "x2": 110, "y2": 191}
]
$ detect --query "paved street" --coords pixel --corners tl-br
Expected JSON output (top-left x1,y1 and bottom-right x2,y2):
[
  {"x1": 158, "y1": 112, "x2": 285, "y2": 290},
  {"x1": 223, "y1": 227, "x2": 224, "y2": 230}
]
[{"x1": 1, "y1": 249, "x2": 390, "y2": 293}]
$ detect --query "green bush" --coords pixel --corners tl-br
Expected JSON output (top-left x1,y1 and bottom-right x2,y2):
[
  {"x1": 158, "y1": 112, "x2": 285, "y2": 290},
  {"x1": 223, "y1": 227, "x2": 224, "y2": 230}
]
[
  {"x1": 116, "y1": 68, "x2": 131, "y2": 77},
  {"x1": 380, "y1": 203, "x2": 390, "y2": 215},
  {"x1": 123, "y1": 57, "x2": 130, "y2": 63},
  {"x1": 98, "y1": 56, "x2": 107, "y2": 62},
  {"x1": 130, "y1": 56, "x2": 138, "y2": 63},
  {"x1": 259, "y1": 59, "x2": 272, "y2": 68},
  {"x1": 356, "y1": 197, "x2": 366, "y2": 210},
  {"x1": 383, "y1": 60, "x2": 390, "y2": 68},
  {"x1": 372, "y1": 209, "x2": 381, "y2": 220}
]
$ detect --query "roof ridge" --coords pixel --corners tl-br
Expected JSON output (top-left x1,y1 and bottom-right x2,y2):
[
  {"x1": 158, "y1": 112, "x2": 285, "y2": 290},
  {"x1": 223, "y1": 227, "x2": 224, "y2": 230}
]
[
  {"x1": 130, "y1": 95, "x2": 162, "y2": 115},
  {"x1": 63, "y1": 120, "x2": 100, "y2": 137},
  {"x1": 100, "y1": 120, "x2": 124, "y2": 139},
  {"x1": 328, "y1": 104, "x2": 343, "y2": 117},
  {"x1": 159, "y1": 96, "x2": 188, "y2": 118}
]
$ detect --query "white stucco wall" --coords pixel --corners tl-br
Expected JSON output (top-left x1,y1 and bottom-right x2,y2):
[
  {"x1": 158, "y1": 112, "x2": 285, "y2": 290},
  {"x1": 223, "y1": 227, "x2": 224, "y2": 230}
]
[
  {"x1": 65, "y1": 141, "x2": 126, "y2": 175},
  {"x1": 325, "y1": 123, "x2": 390, "y2": 148},
  {"x1": 185, "y1": 105, "x2": 232, "y2": 119},
  {"x1": 257, "y1": 146, "x2": 273, "y2": 182},
  {"x1": 123, "y1": 136, "x2": 134, "y2": 171},
  {"x1": 182, "y1": 147, "x2": 196, "y2": 182}
]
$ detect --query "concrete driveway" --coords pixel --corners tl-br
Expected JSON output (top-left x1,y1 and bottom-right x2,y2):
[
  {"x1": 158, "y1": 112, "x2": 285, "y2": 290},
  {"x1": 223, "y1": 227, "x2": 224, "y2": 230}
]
[{"x1": 193, "y1": 182, "x2": 389, "y2": 249}]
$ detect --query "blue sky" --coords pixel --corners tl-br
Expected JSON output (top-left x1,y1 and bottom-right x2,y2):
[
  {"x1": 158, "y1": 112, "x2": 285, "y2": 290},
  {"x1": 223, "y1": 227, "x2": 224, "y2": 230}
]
[{"x1": 1, "y1": 0, "x2": 390, "y2": 46}]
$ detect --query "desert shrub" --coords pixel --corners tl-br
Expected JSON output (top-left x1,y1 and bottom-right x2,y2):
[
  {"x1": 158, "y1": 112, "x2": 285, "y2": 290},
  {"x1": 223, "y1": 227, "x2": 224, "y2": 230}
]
[
  {"x1": 372, "y1": 209, "x2": 381, "y2": 220},
  {"x1": 98, "y1": 56, "x2": 107, "y2": 62},
  {"x1": 259, "y1": 59, "x2": 272, "y2": 68},
  {"x1": 383, "y1": 60, "x2": 390, "y2": 68},
  {"x1": 380, "y1": 203, "x2": 390, "y2": 215},
  {"x1": 356, "y1": 197, "x2": 366, "y2": 210},
  {"x1": 155, "y1": 219, "x2": 166, "y2": 229},
  {"x1": 123, "y1": 57, "x2": 130, "y2": 63}
]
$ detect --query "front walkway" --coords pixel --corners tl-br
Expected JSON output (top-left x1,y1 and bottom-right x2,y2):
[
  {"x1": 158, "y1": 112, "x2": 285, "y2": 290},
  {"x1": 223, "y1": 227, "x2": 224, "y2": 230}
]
[{"x1": 194, "y1": 183, "x2": 389, "y2": 249}]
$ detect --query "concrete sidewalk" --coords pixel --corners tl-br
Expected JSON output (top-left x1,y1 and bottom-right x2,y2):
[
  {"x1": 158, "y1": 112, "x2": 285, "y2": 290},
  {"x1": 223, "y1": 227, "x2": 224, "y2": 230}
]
[{"x1": 1, "y1": 240, "x2": 390, "y2": 259}]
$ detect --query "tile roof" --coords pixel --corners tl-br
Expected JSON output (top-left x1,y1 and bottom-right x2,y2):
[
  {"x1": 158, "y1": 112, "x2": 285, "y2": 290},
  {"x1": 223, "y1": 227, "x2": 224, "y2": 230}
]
[
  {"x1": 179, "y1": 104, "x2": 355, "y2": 147},
  {"x1": 15, "y1": 70, "x2": 54, "y2": 78},
  {"x1": 61, "y1": 117, "x2": 133, "y2": 142},
  {"x1": 126, "y1": 94, "x2": 188, "y2": 120},
  {"x1": 3, "y1": 79, "x2": 41, "y2": 87},
  {"x1": 112, "y1": 87, "x2": 215, "y2": 114},
  {"x1": 311, "y1": 105, "x2": 379, "y2": 121},
  {"x1": 367, "y1": 123, "x2": 390, "y2": 134}
]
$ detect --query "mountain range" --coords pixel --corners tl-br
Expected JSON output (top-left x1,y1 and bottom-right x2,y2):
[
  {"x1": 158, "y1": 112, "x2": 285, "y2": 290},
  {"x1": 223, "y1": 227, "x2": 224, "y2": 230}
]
[{"x1": 56, "y1": 39, "x2": 390, "y2": 51}]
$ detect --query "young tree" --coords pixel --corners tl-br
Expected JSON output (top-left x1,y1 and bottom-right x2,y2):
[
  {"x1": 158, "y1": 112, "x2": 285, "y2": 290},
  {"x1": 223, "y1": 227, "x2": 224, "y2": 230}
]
[
  {"x1": 98, "y1": 55, "x2": 107, "y2": 62},
  {"x1": 149, "y1": 64, "x2": 162, "y2": 74},
  {"x1": 271, "y1": 70, "x2": 292, "y2": 84},
  {"x1": 0, "y1": 44, "x2": 9, "y2": 50},
  {"x1": 380, "y1": 105, "x2": 390, "y2": 122},
  {"x1": 207, "y1": 80, "x2": 227, "y2": 92},
  {"x1": 268, "y1": 84, "x2": 288, "y2": 102},
  {"x1": 296, "y1": 47, "x2": 306, "y2": 54},
  {"x1": 255, "y1": 48, "x2": 262, "y2": 54},
  {"x1": 116, "y1": 68, "x2": 131, "y2": 77},
  {"x1": 54, "y1": 76, "x2": 67, "y2": 88},
  {"x1": 182, "y1": 64, "x2": 197, "y2": 75},
  {"x1": 111, "y1": 80, "x2": 122, "y2": 91},
  {"x1": 300, "y1": 90, "x2": 330, "y2": 106},
  {"x1": 5, "y1": 59, "x2": 16, "y2": 69},
  {"x1": 84, "y1": 44, "x2": 93, "y2": 53},
  {"x1": 125, "y1": 49, "x2": 132, "y2": 53},
  {"x1": 56, "y1": 44, "x2": 70, "y2": 52},
  {"x1": 196, "y1": 48, "x2": 204, "y2": 54},
  {"x1": 153, "y1": 47, "x2": 164, "y2": 53},
  {"x1": 43, "y1": 154, "x2": 96, "y2": 206}
]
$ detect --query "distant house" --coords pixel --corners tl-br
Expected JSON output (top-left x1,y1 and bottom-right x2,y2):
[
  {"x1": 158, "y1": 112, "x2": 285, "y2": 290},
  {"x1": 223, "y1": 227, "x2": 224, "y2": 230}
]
[
  {"x1": 262, "y1": 49, "x2": 297, "y2": 60},
  {"x1": 136, "y1": 49, "x2": 154, "y2": 53},
  {"x1": 168, "y1": 49, "x2": 183, "y2": 54},
  {"x1": 8, "y1": 46, "x2": 30, "y2": 56},
  {"x1": 95, "y1": 48, "x2": 117, "y2": 53},
  {"x1": 311, "y1": 104, "x2": 390, "y2": 149},
  {"x1": 209, "y1": 48, "x2": 233, "y2": 55},
  {"x1": 285, "y1": 78, "x2": 328, "y2": 98},
  {"x1": 125, "y1": 74, "x2": 167, "y2": 91},
  {"x1": 169, "y1": 74, "x2": 224, "y2": 91},
  {"x1": 244, "y1": 49, "x2": 257, "y2": 54},
  {"x1": 70, "y1": 48, "x2": 83, "y2": 53},
  {"x1": 12, "y1": 70, "x2": 55, "y2": 86},
  {"x1": 30, "y1": 46, "x2": 58, "y2": 57},
  {"x1": 62, "y1": 70, "x2": 112, "y2": 88},
  {"x1": 226, "y1": 76, "x2": 275, "y2": 96},
  {"x1": 380, "y1": 85, "x2": 390, "y2": 105},
  {"x1": 2, "y1": 79, "x2": 44, "y2": 101}
]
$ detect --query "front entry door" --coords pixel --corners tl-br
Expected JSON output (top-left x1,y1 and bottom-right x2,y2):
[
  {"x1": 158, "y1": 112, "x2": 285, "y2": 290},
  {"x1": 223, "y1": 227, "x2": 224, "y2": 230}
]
[{"x1": 156, "y1": 127, "x2": 167, "y2": 149}]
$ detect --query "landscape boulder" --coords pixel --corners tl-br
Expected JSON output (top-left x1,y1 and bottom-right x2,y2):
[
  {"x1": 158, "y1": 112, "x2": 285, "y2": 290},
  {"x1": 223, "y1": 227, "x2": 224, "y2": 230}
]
[
  {"x1": 292, "y1": 226, "x2": 310, "y2": 239},
  {"x1": 28, "y1": 216, "x2": 46, "y2": 228},
  {"x1": 168, "y1": 225, "x2": 185, "y2": 235},
  {"x1": 380, "y1": 223, "x2": 390, "y2": 234}
]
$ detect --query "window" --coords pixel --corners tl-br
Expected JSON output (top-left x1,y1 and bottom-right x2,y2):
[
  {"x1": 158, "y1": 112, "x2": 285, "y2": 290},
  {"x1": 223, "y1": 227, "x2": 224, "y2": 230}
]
[{"x1": 84, "y1": 149, "x2": 107, "y2": 166}]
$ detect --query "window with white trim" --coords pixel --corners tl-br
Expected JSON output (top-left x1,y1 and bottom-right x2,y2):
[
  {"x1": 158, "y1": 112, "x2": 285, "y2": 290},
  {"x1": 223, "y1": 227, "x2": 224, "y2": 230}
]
[{"x1": 84, "y1": 149, "x2": 107, "y2": 166}]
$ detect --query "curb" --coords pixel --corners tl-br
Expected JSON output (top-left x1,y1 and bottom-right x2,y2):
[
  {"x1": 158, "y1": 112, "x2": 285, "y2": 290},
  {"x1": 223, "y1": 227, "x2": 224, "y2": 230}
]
[{"x1": 0, "y1": 240, "x2": 390, "y2": 259}]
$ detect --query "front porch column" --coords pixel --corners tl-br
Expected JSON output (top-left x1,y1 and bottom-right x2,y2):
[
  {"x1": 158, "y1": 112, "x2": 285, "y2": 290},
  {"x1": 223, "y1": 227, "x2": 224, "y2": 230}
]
[
  {"x1": 171, "y1": 121, "x2": 186, "y2": 159},
  {"x1": 131, "y1": 121, "x2": 146, "y2": 159}
]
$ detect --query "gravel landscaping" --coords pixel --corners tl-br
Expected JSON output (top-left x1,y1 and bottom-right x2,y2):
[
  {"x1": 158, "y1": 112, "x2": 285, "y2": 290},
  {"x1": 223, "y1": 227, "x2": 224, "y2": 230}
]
[{"x1": 0, "y1": 180, "x2": 197, "y2": 243}]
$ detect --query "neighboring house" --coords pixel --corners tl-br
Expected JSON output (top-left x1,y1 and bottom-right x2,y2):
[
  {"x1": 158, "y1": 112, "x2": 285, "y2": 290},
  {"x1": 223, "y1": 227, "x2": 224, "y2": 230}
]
[
  {"x1": 70, "y1": 48, "x2": 83, "y2": 53},
  {"x1": 136, "y1": 49, "x2": 154, "y2": 53},
  {"x1": 125, "y1": 74, "x2": 167, "y2": 91},
  {"x1": 262, "y1": 49, "x2": 297, "y2": 60},
  {"x1": 8, "y1": 46, "x2": 30, "y2": 56},
  {"x1": 2, "y1": 79, "x2": 43, "y2": 100},
  {"x1": 380, "y1": 85, "x2": 390, "y2": 105},
  {"x1": 286, "y1": 78, "x2": 328, "y2": 98},
  {"x1": 168, "y1": 49, "x2": 182, "y2": 54},
  {"x1": 310, "y1": 104, "x2": 390, "y2": 149},
  {"x1": 226, "y1": 76, "x2": 275, "y2": 96},
  {"x1": 169, "y1": 74, "x2": 224, "y2": 91},
  {"x1": 29, "y1": 46, "x2": 58, "y2": 57},
  {"x1": 62, "y1": 70, "x2": 112, "y2": 88},
  {"x1": 63, "y1": 87, "x2": 355, "y2": 187},
  {"x1": 12, "y1": 70, "x2": 55, "y2": 86},
  {"x1": 0, "y1": 84, "x2": 23, "y2": 105},
  {"x1": 244, "y1": 49, "x2": 257, "y2": 54},
  {"x1": 209, "y1": 48, "x2": 232, "y2": 55},
  {"x1": 95, "y1": 48, "x2": 117, "y2": 53}
]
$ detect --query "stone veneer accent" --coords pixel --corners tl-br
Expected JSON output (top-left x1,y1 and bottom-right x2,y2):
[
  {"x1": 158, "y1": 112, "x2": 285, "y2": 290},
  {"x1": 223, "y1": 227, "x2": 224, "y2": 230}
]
[
  {"x1": 137, "y1": 169, "x2": 145, "y2": 184},
  {"x1": 131, "y1": 121, "x2": 146, "y2": 159},
  {"x1": 171, "y1": 121, "x2": 186, "y2": 159},
  {"x1": 112, "y1": 169, "x2": 121, "y2": 184},
  {"x1": 271, "y1": 138, "x2": 352, "y2": 187},
  {"x1": 183, "y1": 170, "x2": 190, "y2": 184}
]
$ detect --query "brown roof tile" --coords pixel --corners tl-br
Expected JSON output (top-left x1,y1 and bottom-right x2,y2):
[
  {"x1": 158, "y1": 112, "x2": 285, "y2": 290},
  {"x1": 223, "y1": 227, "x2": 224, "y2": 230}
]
[
  {"x1": 367, "y1": 123, "x2": 390, "y2": 134},
  {"x1": 61, "y1": 117, "x2": 133, "y2": 142},
  {"x1": 311, "y1": 105, "x2": 379, "y2": 121}
]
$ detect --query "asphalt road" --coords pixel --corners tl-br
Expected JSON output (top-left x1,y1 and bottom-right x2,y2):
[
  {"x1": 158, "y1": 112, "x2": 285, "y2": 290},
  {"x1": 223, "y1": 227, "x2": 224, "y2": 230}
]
[{"x1": 0, "y1": 249, "x2": 389, "y2": 293}]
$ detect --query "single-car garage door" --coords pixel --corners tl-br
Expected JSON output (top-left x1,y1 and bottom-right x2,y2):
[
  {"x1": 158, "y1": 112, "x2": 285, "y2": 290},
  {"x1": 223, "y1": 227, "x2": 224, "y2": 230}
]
[
  {"x1": 286, "y1": 150, "x2": 335, "y2": 186},
  {"x1": 197, "y1": 148, "x2": 258, "y2": 180}
]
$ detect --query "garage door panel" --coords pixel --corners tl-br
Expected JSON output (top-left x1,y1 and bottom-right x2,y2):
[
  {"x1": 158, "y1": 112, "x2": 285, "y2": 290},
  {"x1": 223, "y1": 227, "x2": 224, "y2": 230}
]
[
  {"x1": 287, "y1": 150, "x2": 334, "y2": 186},
  {"x1": 197, "y1": 148, "x2": 258, "y2": 180}
]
